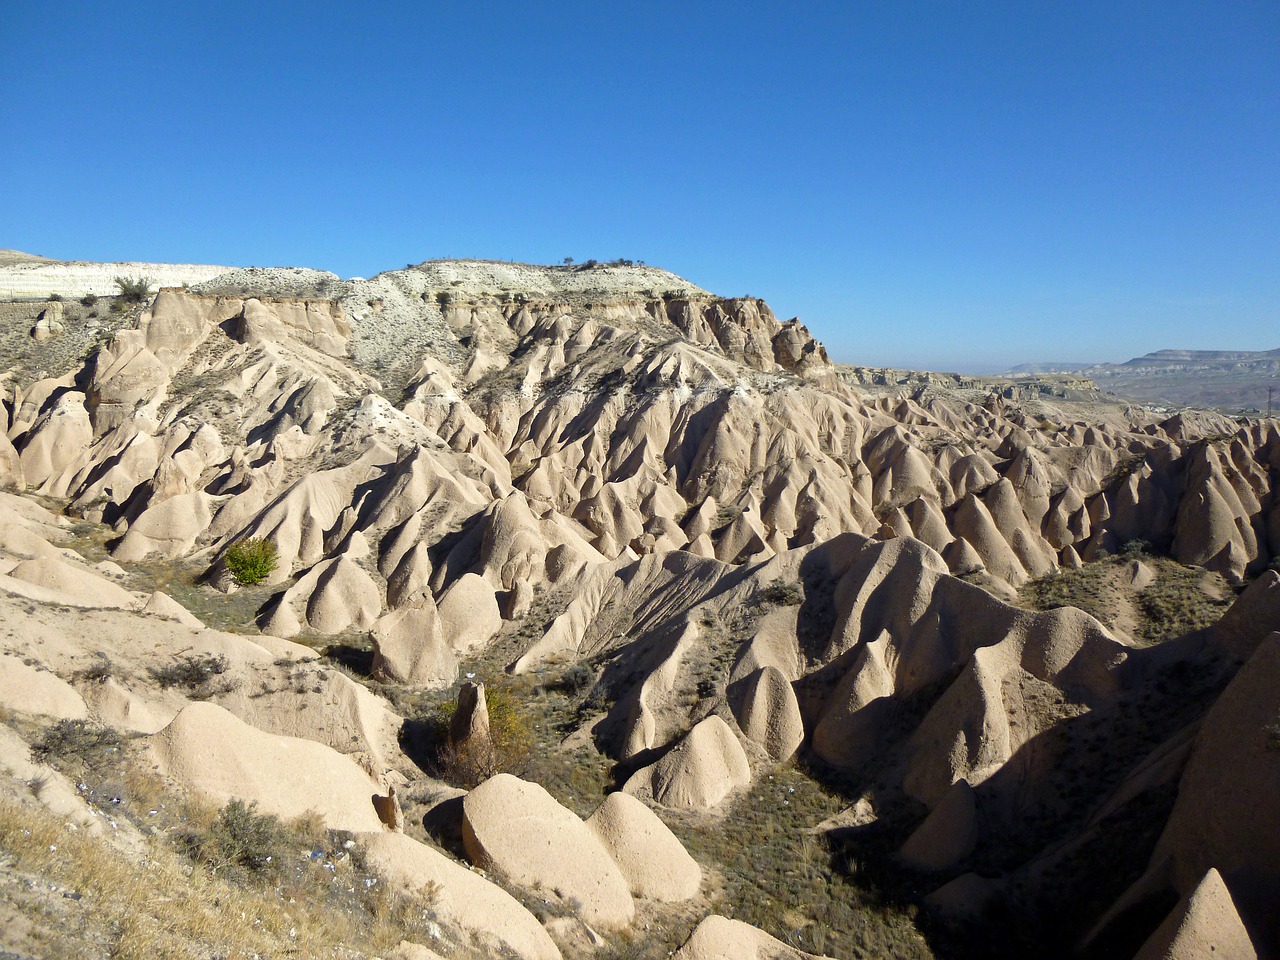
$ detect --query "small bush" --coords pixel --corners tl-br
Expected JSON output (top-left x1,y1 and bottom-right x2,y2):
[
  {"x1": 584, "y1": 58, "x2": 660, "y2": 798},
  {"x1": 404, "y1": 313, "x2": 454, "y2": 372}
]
[
  {"x1": 150, "y1": 653, "x2": 229, "y2": 689},
  {"x1": 760, "y1": 580, "x2": 804, "y2": 606},
  {"x1": 430, "y1": 683, "x2": 533, "y2": 788},
  {"x1": 80, "y1": 293, "x2": 98, "y2": 307},
  {"x1": 75, "y1": 653, "x2": 114, "y2": 683},
  {"x1": 224, "y1": 537, "x2": 278, "y2": 585},
  {"x1": 114, "y1": 275, "x2": 153, "y2": 303},
  {"x1": 177, "y1": 799, "x2": 286, "y2": 880},
  {"x1": 1120, "y1": 539, "x2": 1152, "y2": 558},
  {"x1": 30, "y1": 719, "x2": 122, "y2": 766},
  {"x1": 559, "y1": 663, "x2": 595, "y2": 696},
  {"x1": 48, "y1": 293, "x2": 62, "y2": 302}
]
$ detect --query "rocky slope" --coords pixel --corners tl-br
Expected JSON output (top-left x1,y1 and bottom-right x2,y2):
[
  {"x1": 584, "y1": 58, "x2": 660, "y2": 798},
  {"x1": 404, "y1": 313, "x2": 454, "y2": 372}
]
[{"x1": 0, "y1": 256, "x2": 1277, "y2": 959}]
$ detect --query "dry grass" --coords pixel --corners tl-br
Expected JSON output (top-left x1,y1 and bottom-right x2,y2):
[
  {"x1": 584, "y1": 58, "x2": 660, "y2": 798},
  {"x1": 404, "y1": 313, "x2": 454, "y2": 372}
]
[
  {"x1": 1019, "y1": 552, "x2": 1233, "y2": 645},
  {"x1": 0, "y1": 794, "x2": 457, "y2": 959}
]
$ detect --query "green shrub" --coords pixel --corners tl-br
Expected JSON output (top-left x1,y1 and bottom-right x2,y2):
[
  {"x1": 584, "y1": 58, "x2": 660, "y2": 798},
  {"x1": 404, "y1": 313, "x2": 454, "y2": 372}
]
[
  {"x1": 79, "y1": 293, "x2": 98, "y2": 307},
  {"x1": 177, "y1": 799, "x2": 287, "y2": 880},
  {"x1": 760, "y1": 580, "x2": 804, "y2": 606},
  {"x1": 559, "y1": 663, "x2": 595, "y2": 696},
  {"x1": 113, "y1": 275, "x2": 153, "y2": 303},
  {"x1": 224, "y1": 537, "x2": 278, "y2": 585},
  {"x1": 430, "y1": 683, "x2": 533, "y2": 788}
]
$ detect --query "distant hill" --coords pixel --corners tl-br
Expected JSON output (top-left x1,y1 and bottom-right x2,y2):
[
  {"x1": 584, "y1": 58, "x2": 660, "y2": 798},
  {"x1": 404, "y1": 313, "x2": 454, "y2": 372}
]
[
  {"x1": 1008, "y1": 347, "x2": 1280, "y2": 412},
  {"x1": 1006, "y1": 361, "x2": 1100, "y2": 374}
]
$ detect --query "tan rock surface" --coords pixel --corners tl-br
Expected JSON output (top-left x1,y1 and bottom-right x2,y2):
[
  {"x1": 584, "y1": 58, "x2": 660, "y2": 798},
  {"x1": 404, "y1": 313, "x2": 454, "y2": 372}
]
[
  {"x1": 461, "y1": 773, "x2": 634, "y2": 930},
  {"x1": 584, "y1": 791, "x2": 701, "y2": 901},
  {"x1": 623, "y1": 715, "x2": 751, "y2": 810},
  {"x1": 671, "y1": 915, "x2": 833, "y2": 960},
  {"x1": 1133, "y1": 868, "x2": 1257, "y2": 960},
  {"x1": 148, "y1": 701, "x2": 386, "y2": 832},
  {"x1": 359, "y1": 830, "x2": 561, "y2": 960}
]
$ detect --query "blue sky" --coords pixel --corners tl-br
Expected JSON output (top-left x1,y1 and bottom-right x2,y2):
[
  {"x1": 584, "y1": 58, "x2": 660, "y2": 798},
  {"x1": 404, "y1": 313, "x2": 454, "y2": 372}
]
[{"x1": 2, "y1": 2, "x2": 1277, "y2": 372}]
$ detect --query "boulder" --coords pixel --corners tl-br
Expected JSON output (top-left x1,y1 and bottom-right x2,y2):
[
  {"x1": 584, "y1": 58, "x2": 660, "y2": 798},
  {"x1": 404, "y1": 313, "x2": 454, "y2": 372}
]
[
  {"x1": 148, "y1": 701, "x2": 385, "y2": 833},
  {"x1": 361, "y1": 830, "x2": 560, "y2": 960},
  {"x1": 672, "y1": 915, "x2": 833, "y2": 960},
  {"x1": 585, "y1": 791, "x2": 701, "y2": 901},
  {"x1": 461, "y1": 773, "x2": 634, "y2": 930},
  {"x1": 622, "y1": 715, "x2": 752, "y2": 810}
]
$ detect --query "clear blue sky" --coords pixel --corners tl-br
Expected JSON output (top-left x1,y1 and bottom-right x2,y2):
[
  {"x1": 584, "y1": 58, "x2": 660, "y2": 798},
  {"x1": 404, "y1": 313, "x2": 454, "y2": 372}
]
[{"x1": 3, "y1": 2, "x2": 1277, "y2": 372}]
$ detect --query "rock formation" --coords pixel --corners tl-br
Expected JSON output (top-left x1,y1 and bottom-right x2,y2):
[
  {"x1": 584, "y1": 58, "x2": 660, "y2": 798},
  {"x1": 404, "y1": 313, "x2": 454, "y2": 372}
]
[{"x1": 0, "y1": 255, "x2": 1277, "y2": 958}]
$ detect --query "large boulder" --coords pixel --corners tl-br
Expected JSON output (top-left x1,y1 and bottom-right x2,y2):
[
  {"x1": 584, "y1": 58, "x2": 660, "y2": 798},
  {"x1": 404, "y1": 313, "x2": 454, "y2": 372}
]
[
  {"x1": 1134, "y1": 868, "x2": 1257, "y2": 960},
  {"x1": 359, "y1": 831, "x2": 561, "y2": 960},
  {"x1": 584, "y1": 791, "x2": 701, "y2": 901},
  {"x1": 671, "y1": 915, "x2": 833, "y2": 960},
  {"x1": 461, "y1": 773, "x2": 634, "y2": 930},
  {"x1": 148, "y1": 701, "x2": 385, "y2": 833},
  {"x1": 623, "y1": 715, "x2": 751, "y2": 810}
]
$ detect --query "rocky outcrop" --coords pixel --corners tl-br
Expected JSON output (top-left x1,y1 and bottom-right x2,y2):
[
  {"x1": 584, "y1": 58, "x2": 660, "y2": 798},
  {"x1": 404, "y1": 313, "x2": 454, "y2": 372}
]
[
  {"x1": 360, "y1": 830, "x2": 561, "y2": 960},
  {"x1": 623, "y1": 716, "x2": 752, "y2": 811},
  {"x1": 671, "y1": 915, "x2": 834, "y2": 960},
  {"x1": 148, "y1": 702, "x2": 386, "y2": 833},
  {"x1": 584, "y1": 792, "x2": 701, "y2": 901},
  {"x1": 461, "y1": 774, "x2": 634, "y2": 930}
]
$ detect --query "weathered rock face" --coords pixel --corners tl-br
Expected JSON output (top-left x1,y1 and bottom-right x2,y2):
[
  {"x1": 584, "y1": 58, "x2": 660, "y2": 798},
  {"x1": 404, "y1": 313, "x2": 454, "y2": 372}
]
[
  {"x1": 671, "y1": 915, "x2": 834, "y2": 960},
  {"x1": 3, "y1": 258, "x2": 1279, "y2": 957},
  {"x1": 623, "y1": 715, "x2": 752, "y2": 810},
  {"x1": 148, "y1": 702, "x2": 386, "y2": 833},
  {"x1": 1134, "y1": 633, "x2": 1280, "y2": 951},
  {"x1": 461, "y1": 774, "x2": 635, "y2": 930},
  {"x1": 584, "y1": 791, "x2": 701, "y2": 901},
  {"x1": 359, "y1": 831, "x2": 562, "y2": 960},
  {"x1": 1134, "y1": 869, "x2": 1257, "y2": 960}
]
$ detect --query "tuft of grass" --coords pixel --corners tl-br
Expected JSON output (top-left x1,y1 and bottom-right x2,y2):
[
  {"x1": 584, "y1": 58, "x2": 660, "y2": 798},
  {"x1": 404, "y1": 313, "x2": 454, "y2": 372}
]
[{"x1": 224, "y1": 537, "x2": 279, "y2": 586}]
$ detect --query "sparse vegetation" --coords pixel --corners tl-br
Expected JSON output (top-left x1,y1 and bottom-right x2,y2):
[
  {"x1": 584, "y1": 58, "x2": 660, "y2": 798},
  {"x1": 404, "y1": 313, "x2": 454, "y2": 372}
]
[
  {"x1": 1134, "y1": 569, "x2": 1233, "y2": 643},
  {"x1": 224, "y1": 536, "x2": 279, "y2": 585},
  {"x1": 113, "y1": 275, "x2": 153, "y2": 303},
  {"x1": 427, "y1": 681, "x2": 535, "y2": 788},
  {"x1": 760, "y1": 579, "x2": 804, "y2": 606},
  {"x1": 175, "y1": 798, "x2": 292, "y2": 881},
  {"x1": 149, "y1": 653, "x2": 230, "y2": 691},
  {"x1": 29, "y1": 718, "x2": 123, "y2": 767}
]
